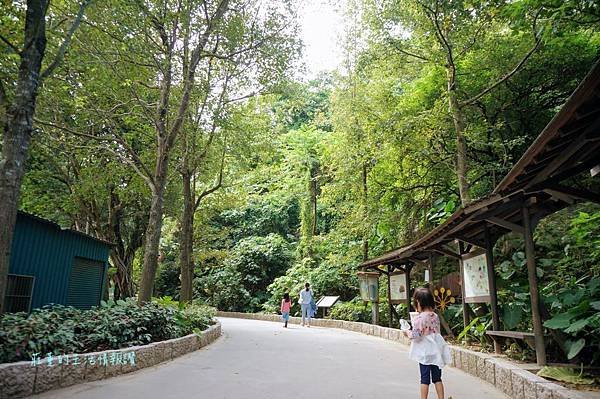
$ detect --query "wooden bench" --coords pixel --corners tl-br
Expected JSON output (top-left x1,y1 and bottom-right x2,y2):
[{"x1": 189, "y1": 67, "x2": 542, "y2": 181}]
[{"x1": 486, "y1": 330, "x2": 536, "y2": 349}]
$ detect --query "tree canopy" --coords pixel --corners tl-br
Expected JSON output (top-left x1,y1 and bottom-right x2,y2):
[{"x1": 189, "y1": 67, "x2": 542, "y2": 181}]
[{"x1": 1, "y1": 0, "x2": 599, "y2": 367}]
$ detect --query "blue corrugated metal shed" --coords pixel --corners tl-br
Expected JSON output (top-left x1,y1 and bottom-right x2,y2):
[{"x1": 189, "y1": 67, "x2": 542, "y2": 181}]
[{"x1": 7, "y1": 212, "x2": 112, "y2": 311}]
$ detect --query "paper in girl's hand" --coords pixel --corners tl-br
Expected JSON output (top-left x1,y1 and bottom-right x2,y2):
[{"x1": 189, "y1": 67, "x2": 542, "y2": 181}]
[{"x1": 400, "y1": 319, "x2": 411, "y2": 331}]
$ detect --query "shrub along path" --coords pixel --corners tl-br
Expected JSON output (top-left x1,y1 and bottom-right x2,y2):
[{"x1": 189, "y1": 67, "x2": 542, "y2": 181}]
[{"x1": 35, "y1": 317, "x2": 508, "y2": 398}]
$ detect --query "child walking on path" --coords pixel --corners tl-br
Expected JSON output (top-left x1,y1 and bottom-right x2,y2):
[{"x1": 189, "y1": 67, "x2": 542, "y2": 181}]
[
  {"x1": 403, "y1": 288, "x2": 452, "y2": 399},
  {"x1": 281, "y1": 293, "x2": 292, "y2": 328}
]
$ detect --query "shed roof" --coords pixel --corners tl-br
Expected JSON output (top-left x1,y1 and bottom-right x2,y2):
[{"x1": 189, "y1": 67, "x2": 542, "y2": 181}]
[
  {"x1": 361, "y1": 59, "x2": 600, "y2": 270},
  {"x1": 18, "y1": 211, "x2": 114, "y2": 247}
]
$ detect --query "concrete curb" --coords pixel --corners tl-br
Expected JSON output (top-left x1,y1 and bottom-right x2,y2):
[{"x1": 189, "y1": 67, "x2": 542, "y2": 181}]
[
  {"x1": 217, "y1": 312, "x2": 593, "y2": 399},
  {"x1": 0, "y1": 322, "x2": 221, "y2": 399}
]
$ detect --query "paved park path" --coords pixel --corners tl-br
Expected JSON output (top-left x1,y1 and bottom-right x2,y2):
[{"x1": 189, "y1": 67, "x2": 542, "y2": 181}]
[{"x1": 36, "y1": 317, "x2": 509, "y2": 399}]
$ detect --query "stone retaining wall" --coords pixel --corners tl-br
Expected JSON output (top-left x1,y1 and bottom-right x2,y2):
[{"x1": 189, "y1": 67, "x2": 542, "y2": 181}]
[
  {"x1": 0, "y1": 322, "x2": 221, "y2": 399},
  {"x1": 218, "y1": 312, "x2": 592, "y2": 399}
]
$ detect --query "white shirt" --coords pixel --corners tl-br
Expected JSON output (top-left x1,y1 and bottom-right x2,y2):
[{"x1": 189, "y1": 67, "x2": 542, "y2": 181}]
[{"x1": 299, "y1": 289, "x2": 313, "y2": 305}]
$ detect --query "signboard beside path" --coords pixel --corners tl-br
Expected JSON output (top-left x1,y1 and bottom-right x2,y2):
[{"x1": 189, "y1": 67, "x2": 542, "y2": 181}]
[
  {"x1": 461, "y1": 251, "x2": 491, "y2": 303},
  {"x1": 316, "y1": 296, "x2": 340, "y2": 317}
]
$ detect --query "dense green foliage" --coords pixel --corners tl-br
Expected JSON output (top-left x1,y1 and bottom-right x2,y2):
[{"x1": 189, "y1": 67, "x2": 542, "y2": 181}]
[
  {"x1": 195, "y1": 233, "x2": 293, "y2": 311},
  {"x1": 543, "y1": 276, "x2": 600, "y2": 362},
  {"x1": 3, "y1": 0, "x2": 600, "y2": 369},
  {"x1": 0, "y1": 299, "x2": 215, "y2": 364},
  {"x1": 328, "y1": 298, "x2": 372, "y2": 323}
]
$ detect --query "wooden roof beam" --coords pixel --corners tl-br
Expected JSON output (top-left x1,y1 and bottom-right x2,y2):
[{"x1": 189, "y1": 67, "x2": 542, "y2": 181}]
[
  {"x1": 527, "y1": 118, "x2": 600, "y2": 188},
  {"x1": 454, "y1": 234, "x2": 485, "y2": 249},
  {"x1": 473, "y1": 196, "x2": 524, "y2": 222},
  {"x1": 433, "y1": 245, "x2": 461, "y2": 260},
  {"x1": 540, "y1": 157, "x2": 600, "y2": 188},
  {"x1": 485, "y1": 216, "x2": 525, "y2": 235},
  {"x1": 547, "y1": 140, "x2": 600, "y2": 181},
  {"x1": 543, "y1": 188, "x2": 575, "y2": 204},
  {"x1": 544, "y1": 184, "x2": 600, "y2": 204}
]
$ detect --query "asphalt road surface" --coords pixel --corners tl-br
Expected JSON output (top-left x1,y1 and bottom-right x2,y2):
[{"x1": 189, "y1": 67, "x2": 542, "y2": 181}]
[{"x1": 34, "y1": 317, "x2": 509, "y2": 399}]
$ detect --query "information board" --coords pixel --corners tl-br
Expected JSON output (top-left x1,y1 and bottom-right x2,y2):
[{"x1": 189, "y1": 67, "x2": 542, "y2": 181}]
[
  {"x1": 389, "y1": 272, "x2": 408, "y2": 303},
  {"x1": 461, "y1": 252, "x2": 490, "y2": 303}
]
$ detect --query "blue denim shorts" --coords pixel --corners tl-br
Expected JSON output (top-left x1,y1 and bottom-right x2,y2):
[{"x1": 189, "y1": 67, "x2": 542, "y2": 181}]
[
  {"x1": 419, "y1": 363, "x2": 442, "y2": 385},
  {"x1": 282, "y1": 311, "x2": 290, "y2": 321}
]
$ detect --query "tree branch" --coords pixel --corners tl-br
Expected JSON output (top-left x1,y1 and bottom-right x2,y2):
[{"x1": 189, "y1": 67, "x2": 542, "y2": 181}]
[
  {"x1": 461, "y1": 37, "x2": 541, "y2": 107},
  {"x1": 41, "y1": 0, "x2": 92, "y2": 80},
  {"x1": 194, "y1": 143, "x2": 226, "y2": 210},
  {"x1": 461, "y1": 9, "x2": 543, "y2": 107},
  {"x1": 387, "y1": 39, "x2": 431, "y2": 62},
  {"x1": 168, "y1": 0, "x2": 230, "y2": 146},
  {"x1": 35, "y1": 118, "x2": 156, "y2": 189},
  {"x1": 0, "y1": 34, "x2": 21, "y2": 54}
]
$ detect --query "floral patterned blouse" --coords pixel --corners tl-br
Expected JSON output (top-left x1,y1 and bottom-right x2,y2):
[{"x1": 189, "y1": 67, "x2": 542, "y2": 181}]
[
  {"x1": 406, "y1": 310, "x2": 452, "y2": 368},
  {"x1": 407, "y1": 311, "x2": 440, "y2": 339}
]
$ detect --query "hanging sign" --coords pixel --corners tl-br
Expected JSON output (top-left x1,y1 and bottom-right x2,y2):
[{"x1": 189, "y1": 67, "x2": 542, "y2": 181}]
[
  {"x1": 358, "y1": 272, "x2": 379, "y2": 302},
  {"x1": 389, "y1": 272, "x2": 408, "y2": 303},
  {"x1": 461, "y1": 251, "x2": 490, "y2": 303}
]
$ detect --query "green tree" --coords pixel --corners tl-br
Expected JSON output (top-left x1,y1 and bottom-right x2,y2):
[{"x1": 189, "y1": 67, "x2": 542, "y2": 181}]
[{"x1": 0, "y1": 0, "x2": 91, "y2": 313}]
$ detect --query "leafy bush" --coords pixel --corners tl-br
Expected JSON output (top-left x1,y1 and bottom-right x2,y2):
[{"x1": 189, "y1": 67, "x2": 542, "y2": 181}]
[
  {"x1": 0, "y1": 305, "x2": 81, "y2": 363},
  {"x1": 543, "y1": 276, "x2": 600, "y2": 363},
  {"x1": 0, "y1": 299, "x2": 216, "y2": 364},
  {"x1": 328, "y1": 298, "x2": 371, "y2": 322},
  {"x1": 179, "y1": 304, "x2": 216, "y2": 334},
  {"x1": 80, "y1": 299, "x2": 182, "y2": 352},
  {"x1": 194, "y1": 265, "x2": 252, "y2": 311},
  {"x1": 457, "y1": 316, "x2": 492, "y2": 348},
  {"x1": 265, "y1": 255, "x2": 358, "y2": 315},
  {"x1": 195, "y1": 233, "x2": 293, "y2": 312}
]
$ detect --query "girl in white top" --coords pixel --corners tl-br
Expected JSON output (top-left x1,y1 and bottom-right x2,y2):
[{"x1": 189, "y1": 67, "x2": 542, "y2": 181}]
[
  {"x1": 402, "y1": 287, "x2": 452, "y2": 399},
  {"x1": 299, "y1": 282, "x2": 314, "y2": 327}
]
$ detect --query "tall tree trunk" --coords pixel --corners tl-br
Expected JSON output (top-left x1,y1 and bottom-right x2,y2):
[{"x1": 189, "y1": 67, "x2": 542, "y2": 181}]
[
  {"x1": 0, "y1": 0, "x2": 48, "y2": 314},
  {"x1": 138, "y1": 151, "x2": 169, "y2": 304},
  {"x1": 179, "y1": 171, "x2": 194, "y2": 303},
  {"x1": 309, "y1": 164, "x2": 318, "y2": 237},
  {"x1": 106, "y1": 190, "x2": 141, "y2": 299},
  {"x1": 362, "y1": 162, "x2": 369, "y2": 261},
  {"x1": 447, "y1": 66, "x2": 471, "y2": 206},
  {"x1": 110, "y1": 253, "x2": 135, "y2": 299}
]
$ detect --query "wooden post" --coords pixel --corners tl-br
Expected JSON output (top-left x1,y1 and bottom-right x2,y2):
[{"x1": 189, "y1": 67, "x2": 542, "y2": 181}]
[
  {"x1": 387, "y1": 265, "x2": 393, "y2": 328},
  {"x1": 405, "y1": 264, "x2": 412, "y2": 318},
  {"x1": 522, "y1": 205, "x2": 547, "y2": 366},
  {"x1": 458, "y1": 242, "x2": 470, "y2": 331},
  {"x1": 484, "y1": 223, "x2": 501, "y2": 354},
  {"x1": 428, "y1": 253, "x2": 435, "y2": 287},
  {"x1": 372, "y1": 302, "x2": 379, "y2": 325}
]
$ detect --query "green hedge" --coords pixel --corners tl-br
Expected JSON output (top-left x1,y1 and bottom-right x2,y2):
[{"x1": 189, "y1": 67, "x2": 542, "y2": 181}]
[
  {"x1": 327, "y1": 298, "x2": 371, "y2": 322},
  {"x1": 0, "y1": 298, "x2": 215, "y2": 364}
]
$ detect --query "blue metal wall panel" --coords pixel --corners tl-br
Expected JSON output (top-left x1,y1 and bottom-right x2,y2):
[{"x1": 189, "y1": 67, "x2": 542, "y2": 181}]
[{"x1": 8, "y1": 213, "x2": 111, "y2": 310}]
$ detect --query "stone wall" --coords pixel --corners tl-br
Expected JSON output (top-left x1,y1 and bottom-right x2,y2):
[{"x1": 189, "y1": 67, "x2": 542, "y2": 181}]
[
  {"x1": 0, "y1": 322, "x2": 221, "y2": 399},
  {"x1": 217, "y1": 312, "x2": 592, "y2": 399}
]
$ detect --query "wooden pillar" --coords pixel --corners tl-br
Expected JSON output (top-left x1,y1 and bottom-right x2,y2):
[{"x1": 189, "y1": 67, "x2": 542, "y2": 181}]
[
  {"x1": 387, "y1": 265, "x2": 393, "y2": 328},
  {"x1": 405, "y1": 264, "x2": 412, "y2": 318},
  {"x1": 522, "y1": 205, "x2": 547, "y2": 366},
  {"x1": 458, "y1": 242, "x2": 470, "y2": 330},
  {"x1": 372, "y1": 272, "x2": 380, "y2": 325},
  {"x1": 372, "y1": 301, "x2": 379, "y2": 325},
  {"x1": 484, "y1": 223, "x2": 501, "y2": 354},
  {"x1": 428, "y1": 253, "x2": 435, "y2": 287}
]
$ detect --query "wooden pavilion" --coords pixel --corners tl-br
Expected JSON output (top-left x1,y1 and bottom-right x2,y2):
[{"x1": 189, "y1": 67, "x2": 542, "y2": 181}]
[{"x1": 360, "y1": 60, "x2": 600, "y2": 366}]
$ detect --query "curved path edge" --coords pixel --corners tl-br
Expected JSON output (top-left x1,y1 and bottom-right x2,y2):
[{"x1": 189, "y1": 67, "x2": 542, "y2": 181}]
[
  {"x1": 217, "y1": 311, "x2": 593, "y2": 399},
  {"x1": 0, "y1": 322, "x2": 222, "y2": 399}
]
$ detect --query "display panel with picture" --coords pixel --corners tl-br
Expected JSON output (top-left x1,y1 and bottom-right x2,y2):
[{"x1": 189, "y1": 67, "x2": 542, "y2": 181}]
[
  {"x1": 461, "y1": 251, "x2": 490, "y2": 303},
  {"x1": 389, "y1": 272, "x2": 407, "y2": 303}
]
